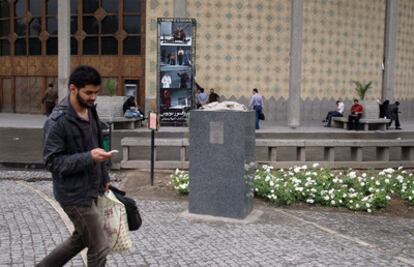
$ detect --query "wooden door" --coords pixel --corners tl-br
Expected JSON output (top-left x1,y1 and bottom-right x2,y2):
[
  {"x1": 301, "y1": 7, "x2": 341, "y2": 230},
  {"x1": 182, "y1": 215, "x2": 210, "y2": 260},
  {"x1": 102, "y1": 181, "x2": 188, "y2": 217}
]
[
  {"x1": 1, "y1": 78, "x2": 13, "y2": 112},
  {"x1": 15, "y1": 77, "x2": 44, "y2": 114}
]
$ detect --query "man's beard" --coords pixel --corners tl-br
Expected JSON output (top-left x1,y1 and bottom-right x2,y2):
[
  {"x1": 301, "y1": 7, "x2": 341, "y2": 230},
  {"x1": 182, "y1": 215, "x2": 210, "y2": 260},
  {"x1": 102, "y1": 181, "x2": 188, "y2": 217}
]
[{"x1": 76, "y1": 92, "x2": 94, "y2": 108}]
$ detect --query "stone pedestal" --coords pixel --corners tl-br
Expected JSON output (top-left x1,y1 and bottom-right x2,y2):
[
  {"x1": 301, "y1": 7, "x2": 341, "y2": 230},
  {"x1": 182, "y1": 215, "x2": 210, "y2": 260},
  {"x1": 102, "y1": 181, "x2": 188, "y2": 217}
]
[{"x1": 188, "y1": 110, "x2": 255, "y2": 219}]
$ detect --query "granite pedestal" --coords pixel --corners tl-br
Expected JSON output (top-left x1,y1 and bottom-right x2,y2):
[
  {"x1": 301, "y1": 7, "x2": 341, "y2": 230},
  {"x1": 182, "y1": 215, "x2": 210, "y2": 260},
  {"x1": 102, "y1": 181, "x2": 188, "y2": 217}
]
[{"x1": 188, "y1": 110, "x2": 255, "y2": 219}]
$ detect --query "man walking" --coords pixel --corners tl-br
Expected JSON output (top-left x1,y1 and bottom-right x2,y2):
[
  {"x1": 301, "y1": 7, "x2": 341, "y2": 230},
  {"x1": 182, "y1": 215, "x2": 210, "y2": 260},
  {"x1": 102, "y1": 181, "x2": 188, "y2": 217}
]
[
  {"x1": 388, "y1": 101, "x2": 401, "y2": 130},
  {"x1": 37, "y1": 66, "x2": 113, "y2": 267},
  {"x1": 249, "y1": 88, "x2": 264, "y2": 130}
]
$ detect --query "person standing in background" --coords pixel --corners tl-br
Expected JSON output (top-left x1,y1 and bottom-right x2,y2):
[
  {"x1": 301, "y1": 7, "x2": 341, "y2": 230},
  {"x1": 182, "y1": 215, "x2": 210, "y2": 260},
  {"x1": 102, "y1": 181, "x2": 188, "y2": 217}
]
[
  {"x1": 41, "y1": 83, "x2": 58, "y2": 116},
  {"x1": 208, "y1": 88, "x2": 220, "y2": 103},
  {"x1": 197, "y1": 88, "x2": 209, "y2": 108},
  {"x1": 378, "y1": 99, "x2": 390, "y2": 118},
  {"x1": 177, "y1": 47, "x2": 184, "y2": 65},
  {"x1": 249, "y1": 88, "x2": 264, "y2": 130},
  {"x1": 387, "y1": 101, "x2": 401, "y2": 130}
]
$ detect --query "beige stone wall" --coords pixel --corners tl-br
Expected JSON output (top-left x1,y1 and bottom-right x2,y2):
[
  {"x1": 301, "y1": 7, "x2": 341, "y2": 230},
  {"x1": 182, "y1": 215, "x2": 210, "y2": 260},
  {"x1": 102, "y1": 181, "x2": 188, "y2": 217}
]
[
  {"x1": 302, "y1": 0, "x2": 385, "y2": 101},
  {"x1": 186, "y1": 0, "x2": 291, "y2": 99},
  {"x1": 395, "y1": 0, "x2": 414, "y2": 101},
  {"x1": 145, "y1": 0, "x2": 291, "y2": 100}
]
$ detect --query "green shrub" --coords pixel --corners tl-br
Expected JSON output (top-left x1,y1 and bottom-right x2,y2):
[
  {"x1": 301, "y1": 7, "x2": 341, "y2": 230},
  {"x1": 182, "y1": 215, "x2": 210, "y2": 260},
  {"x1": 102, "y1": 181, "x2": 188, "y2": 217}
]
[
  {"x1": 104, "y1": 79, "x2": 117, "y2": 96},
  {"x1": 170, "y1": 169, "x2": 189, "y2": 194},
  {"x1": 352, "y1": 80, "x2": 373, "y2": 100}
]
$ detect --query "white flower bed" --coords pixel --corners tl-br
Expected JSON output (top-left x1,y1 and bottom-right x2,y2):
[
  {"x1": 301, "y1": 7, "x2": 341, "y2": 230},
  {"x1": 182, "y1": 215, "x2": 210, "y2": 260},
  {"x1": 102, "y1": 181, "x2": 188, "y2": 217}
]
[{"x1": 170, "y1": 165, "x2": 414, "y2": 212}]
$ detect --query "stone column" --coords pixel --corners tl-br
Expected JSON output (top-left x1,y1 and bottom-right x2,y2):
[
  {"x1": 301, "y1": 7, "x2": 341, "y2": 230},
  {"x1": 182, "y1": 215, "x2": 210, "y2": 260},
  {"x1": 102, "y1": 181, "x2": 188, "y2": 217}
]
[
  {"x1": 58, "y1": 0, "x2": 70, "y2": 101},
  {"x1": 288, "y1": 0, "x2": 304, "y2": 128},
  {"x1": 382, "y1": 0, "x2": 398, "y2": 102},
  {"x1": 174, "y1": 0, "x2": 187, "y2": 17}
]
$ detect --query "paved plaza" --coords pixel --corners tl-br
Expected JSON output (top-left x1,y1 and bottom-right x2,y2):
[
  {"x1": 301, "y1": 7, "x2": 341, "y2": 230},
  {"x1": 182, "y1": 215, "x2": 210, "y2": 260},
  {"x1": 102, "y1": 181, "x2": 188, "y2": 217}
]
[
  {"x1": 1, "y1": 112, "x2": 414, "y2": 131},
  {"x1": 0, "y1": 170, "x2": 413, "y2": 266}
]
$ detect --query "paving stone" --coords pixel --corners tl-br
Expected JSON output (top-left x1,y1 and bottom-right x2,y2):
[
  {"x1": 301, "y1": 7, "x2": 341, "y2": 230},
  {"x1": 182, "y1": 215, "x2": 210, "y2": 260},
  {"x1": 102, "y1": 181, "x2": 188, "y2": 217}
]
[{"x1": 0, "y1": 170, "x2": 413, "y2": 266}]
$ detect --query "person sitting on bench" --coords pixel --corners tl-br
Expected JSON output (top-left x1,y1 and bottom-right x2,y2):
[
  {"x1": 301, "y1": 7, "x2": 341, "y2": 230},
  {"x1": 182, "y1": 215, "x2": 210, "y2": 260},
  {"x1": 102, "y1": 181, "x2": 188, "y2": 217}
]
[
  {"x1": 322, "y1": 99, "x2": 344, "y2": 127},
  {"x1": 348, "y1": 99, "x2": 364, "y2": 130},
  {"x1": 123, "y1": 96, "x2": 143, "y2": 119}
]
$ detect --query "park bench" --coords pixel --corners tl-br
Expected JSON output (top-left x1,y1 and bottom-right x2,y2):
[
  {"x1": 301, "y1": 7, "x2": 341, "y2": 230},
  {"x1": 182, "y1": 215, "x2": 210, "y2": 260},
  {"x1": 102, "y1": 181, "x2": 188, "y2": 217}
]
[
  {"x1": 95, "y1": 96, "x2": 144, "y2": 130},
  {"x1": 120, "y1": 137, "x2": 414, "y2": 170},
  {"x1": 332, "y1": 101, "x2": 391, "y2": 130},
  {"x1": 121, "y1": 137, "x2": 189, "y2": 169},
  {"x1": 332, "y1": 117, "x2": 391, "y2": 130}
]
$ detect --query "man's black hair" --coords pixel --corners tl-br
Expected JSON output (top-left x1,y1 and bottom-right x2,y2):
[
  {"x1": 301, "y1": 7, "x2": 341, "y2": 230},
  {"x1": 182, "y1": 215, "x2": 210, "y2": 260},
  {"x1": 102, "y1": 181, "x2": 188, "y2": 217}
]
[
  {"x1": 396, "y1": 101, "x2": 400, "y2": 106},
  {"x1": 253, "y1": 88, "x2": 258, "y2": 93},
  {"x1": 200, "y1": 88, "x2": 204, "y2": 93},
  {"x1": 354, "y1": 99, "x2": 359, "y2": 102},
  {"x1": 69, "y1": 65, "x2": 101, "y2": 89},
  {"x1": 48, "y1": 83, "x2": 54, "y2": 87}
]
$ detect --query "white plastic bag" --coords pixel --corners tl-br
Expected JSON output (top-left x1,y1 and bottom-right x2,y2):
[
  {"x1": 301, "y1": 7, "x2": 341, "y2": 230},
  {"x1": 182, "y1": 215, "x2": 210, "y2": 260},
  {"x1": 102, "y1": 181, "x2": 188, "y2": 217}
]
[{"x1": 97, "y1": 190, "x2": 132, "y2": 252}]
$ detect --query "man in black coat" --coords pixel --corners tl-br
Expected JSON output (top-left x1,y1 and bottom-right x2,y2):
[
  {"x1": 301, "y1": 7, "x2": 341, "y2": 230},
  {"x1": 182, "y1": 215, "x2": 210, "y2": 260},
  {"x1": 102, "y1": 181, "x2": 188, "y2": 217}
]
[
  {"x1": 37, "y1": 66, "x2": 114, "y2": 267},
  {"x1": 387, "y1": 101, "x2": 401, "y2": 130},
  {"x1": 208, "y1": 88, "x2": 220, "y2": 103}
]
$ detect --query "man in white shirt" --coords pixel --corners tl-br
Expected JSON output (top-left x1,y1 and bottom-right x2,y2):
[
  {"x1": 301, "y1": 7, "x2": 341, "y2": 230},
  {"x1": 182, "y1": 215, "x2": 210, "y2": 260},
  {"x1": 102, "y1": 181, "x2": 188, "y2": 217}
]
[
  {"x1": 161, "y1": 74, "x2": 172, "y2": 88},
  {"x1": 249, "y1": 88, "x2": 264, "y2": 129},
  {"x1": 323, "y1": 100, "x2": 344, "y2": 127}
]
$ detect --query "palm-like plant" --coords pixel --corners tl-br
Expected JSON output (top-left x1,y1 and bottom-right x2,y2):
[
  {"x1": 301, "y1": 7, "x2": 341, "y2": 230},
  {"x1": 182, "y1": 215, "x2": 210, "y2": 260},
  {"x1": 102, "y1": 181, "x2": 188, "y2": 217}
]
[{"x1": 352, "y1": 81, "x2": 372, "y2": 100}]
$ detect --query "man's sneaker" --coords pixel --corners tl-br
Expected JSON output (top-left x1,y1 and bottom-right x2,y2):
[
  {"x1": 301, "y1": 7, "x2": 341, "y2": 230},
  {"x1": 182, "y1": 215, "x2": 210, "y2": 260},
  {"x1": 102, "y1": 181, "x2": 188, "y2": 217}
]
[{"x1": 396, "y1": 127, "x2": 402, "y2": 130}]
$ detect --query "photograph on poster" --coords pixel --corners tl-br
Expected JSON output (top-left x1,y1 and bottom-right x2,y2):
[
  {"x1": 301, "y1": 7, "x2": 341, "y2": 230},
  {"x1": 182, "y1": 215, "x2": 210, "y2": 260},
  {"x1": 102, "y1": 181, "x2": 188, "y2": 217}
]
[
  {"x1": 160, "y1": 70, "x2": 192, "y2": 89},
  {"x1": 160, "y1": 88, "x2": 192, "y2": 111},
  {"x1": 160, "y1": 46, "x2": 192, "y2": 66},
  {"x1": 160, "y1": 21, "x2": 192, "y2": 46}
]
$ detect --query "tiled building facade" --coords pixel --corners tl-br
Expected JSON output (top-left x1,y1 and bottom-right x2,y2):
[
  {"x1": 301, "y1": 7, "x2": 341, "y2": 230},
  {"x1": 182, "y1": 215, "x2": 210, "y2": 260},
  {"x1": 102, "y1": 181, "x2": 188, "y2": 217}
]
[{"x1": 0, "y1": 0, "x2": 413, "y2": 122}]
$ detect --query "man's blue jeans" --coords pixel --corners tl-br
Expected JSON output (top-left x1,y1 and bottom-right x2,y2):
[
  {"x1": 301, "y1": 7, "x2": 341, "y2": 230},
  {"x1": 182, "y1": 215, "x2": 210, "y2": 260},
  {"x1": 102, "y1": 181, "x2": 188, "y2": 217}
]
[
  {"x1": 254, "y1": 105, "x2": 262, "y2": 129},
  {"x1": 325, "y1": 111, "x2": 342, "y2": 126}
]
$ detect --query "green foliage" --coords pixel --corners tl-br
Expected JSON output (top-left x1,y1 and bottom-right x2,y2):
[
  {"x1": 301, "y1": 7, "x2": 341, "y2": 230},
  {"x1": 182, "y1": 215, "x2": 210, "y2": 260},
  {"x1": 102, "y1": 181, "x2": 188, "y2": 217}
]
[
  {"x1": 170, "y1": 169, "x2": 189, "y2": 194},
  {"x1": 104, "y1": 79, "x2": 117, "y2": 96},
  {"x1": 352, "y1": 80, "x2": 373, "y2": 100},
  {"x1": 170, "y1": 164, "x2": 414, "y2": 213}
]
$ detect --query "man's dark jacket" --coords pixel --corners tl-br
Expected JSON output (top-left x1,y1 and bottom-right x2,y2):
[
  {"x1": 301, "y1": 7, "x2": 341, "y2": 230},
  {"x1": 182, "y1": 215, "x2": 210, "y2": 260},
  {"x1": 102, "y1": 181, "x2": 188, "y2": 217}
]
[
  {"x1": 386, "y1": 104, "x2": 399, "y2": 120},
  {"x1": 43, "y1": 97, "x2": 110, "y2": 206}
]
